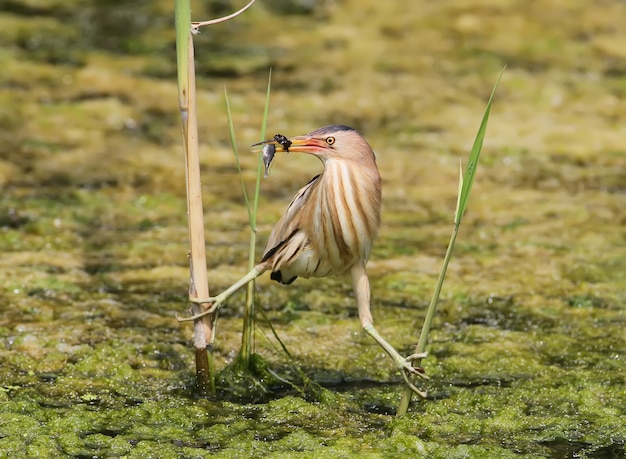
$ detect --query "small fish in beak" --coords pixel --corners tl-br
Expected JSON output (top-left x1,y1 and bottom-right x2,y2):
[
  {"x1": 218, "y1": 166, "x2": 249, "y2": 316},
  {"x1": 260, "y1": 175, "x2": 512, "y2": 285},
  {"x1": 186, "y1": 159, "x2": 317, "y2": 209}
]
[
  {"x1": 254, "y1": 133, "x2": 292, "y2": 177},
  {"x1": 262, "y1": 143, "x2": 276, "y2": 177}
]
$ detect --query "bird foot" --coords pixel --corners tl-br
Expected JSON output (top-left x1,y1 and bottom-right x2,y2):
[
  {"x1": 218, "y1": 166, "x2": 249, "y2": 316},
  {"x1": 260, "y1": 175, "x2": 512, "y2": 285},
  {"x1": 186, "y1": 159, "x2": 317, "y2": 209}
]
[
  {"x1": 402, "y1": 352, "x2": 429, "y2": 376},
  {"x1": 189, "y1": 296, "x2": 216, "y2": 305},
  {"x1": 176, "y1": 297, "x2": 219, "y2": 322},
  {"x1": 362, "y1": 324, "x2": 430, "y2": 397},
  {"x1": 397, "y1": 352, "x2": 429, "y2": 398}
]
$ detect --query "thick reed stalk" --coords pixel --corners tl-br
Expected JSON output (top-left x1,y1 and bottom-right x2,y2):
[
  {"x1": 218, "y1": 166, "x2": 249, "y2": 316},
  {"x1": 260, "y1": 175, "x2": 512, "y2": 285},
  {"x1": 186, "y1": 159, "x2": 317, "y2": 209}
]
[
  {"x1": 174, "y1": 0, "x2": 257, "y2": 393},
  {"x1": 175, "y1": 0, "x2": 214, "y2": 394}
]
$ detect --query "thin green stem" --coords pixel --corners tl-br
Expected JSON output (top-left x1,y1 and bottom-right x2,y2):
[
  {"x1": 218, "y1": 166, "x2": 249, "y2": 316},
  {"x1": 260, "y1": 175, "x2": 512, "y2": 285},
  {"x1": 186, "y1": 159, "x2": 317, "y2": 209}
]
[
  {"x1": 240, "y1": 71, "x2": 273, "y2": 367},
  {"x1": 418, "y1": 225, "x2": 459, "y2": 353},
  {"x1": 225, "y1": 88, "x2": 253, "y2": 224},
  {"x1": 397, "y1": 69, "x2": 505, "y2": 415}
]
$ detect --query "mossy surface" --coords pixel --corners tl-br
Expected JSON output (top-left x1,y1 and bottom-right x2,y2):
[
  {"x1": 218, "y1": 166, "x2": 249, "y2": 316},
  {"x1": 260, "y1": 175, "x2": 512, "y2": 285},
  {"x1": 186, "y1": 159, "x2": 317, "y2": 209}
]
[{"x1": 1, "y1": 0, "x2": 625, "y2": 457}]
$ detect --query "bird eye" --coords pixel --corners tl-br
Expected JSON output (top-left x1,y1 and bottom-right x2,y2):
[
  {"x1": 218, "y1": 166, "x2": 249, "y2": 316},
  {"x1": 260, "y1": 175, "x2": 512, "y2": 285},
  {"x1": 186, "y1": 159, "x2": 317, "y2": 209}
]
[{"x1": 326, "y1": 137, "x2": 335, "y2": 145}]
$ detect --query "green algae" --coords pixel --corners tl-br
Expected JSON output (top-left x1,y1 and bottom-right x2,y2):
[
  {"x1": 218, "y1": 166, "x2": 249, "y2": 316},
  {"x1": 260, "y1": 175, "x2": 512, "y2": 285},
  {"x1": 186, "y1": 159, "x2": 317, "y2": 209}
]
[{"x1": 1, "y1": 0, "x2": 625, "y2": 457}]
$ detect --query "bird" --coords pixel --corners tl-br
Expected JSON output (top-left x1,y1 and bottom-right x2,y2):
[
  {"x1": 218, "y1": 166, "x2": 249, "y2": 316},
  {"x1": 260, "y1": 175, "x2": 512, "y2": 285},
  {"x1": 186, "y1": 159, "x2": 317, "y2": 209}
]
[{"x1": 180, "y1": 125, "x2": 427, "y2": 395}]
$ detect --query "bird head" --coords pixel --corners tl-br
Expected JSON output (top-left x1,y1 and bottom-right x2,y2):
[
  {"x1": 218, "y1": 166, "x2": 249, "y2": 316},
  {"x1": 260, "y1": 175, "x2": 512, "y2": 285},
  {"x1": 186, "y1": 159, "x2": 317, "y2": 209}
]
[{"x1": 252, "y1": 125, "x2": 376, "y2": 165}]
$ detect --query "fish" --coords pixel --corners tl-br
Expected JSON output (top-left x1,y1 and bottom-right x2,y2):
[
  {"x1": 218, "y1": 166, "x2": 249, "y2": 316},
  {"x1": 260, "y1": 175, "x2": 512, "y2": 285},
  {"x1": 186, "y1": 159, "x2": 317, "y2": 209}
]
[{"x1": 263, "y1": 143, "x2": 276, "y2": 177}]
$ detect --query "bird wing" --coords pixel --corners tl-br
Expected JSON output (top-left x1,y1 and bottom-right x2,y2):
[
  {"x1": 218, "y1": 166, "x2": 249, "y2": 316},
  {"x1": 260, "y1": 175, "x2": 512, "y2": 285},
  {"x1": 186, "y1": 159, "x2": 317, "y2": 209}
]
[
  {"x1": 262, "y1": 174, "x2": 320, "y2": 259},
  {"x1": 262, "y1": 175, "x2": 320, "y2": 270}
]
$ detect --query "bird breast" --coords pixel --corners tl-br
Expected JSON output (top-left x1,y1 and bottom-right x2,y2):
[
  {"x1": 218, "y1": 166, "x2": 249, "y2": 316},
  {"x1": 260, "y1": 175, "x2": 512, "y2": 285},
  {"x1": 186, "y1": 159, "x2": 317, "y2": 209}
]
[
  {"x1": 305, "y1": 159, "x2": 382, "y2": 273},
  {"x1": 263, "y1": 157, "x2": 381, "y2": 281}
]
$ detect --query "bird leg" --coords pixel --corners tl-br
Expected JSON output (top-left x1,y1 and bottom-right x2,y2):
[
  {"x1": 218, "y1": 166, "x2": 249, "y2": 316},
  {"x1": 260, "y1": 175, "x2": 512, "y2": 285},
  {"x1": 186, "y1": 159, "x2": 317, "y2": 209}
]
[
  {"x1": 350, "y1": 263, "x2": 429, "y2": 398},
  {"x1": 177, "y1": 262, "x2": 269, "y2": 322}
]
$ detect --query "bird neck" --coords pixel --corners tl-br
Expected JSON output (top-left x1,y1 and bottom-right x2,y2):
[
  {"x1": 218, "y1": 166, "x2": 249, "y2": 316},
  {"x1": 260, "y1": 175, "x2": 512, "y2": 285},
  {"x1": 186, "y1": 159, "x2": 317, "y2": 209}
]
[
  {"x1": 319, "y1": 158, "x2": 382, "y2": 243},
  {"x1": 322, "y1": 158, "x2": 381, "y2": 198}
]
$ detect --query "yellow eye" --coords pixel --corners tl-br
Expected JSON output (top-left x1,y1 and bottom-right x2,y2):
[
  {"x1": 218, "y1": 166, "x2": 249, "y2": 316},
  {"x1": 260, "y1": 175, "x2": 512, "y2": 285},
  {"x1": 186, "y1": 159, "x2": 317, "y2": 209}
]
[{"x1": 326, "y1": 137, "x2": 335, "y2": 145}]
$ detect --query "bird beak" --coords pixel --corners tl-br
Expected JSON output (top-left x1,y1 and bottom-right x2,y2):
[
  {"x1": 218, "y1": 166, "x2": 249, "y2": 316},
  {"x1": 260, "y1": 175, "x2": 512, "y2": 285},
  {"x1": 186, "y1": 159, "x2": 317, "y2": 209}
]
[
  {"x1": 282, "y1": 136, "x2": 327, "y2": 154},
  {"x1": 251, "y1": 135, "x2": 325, "y2": 154},
  {"x1": 250, "y1": 138, "x2": 280, "y2": 151}
]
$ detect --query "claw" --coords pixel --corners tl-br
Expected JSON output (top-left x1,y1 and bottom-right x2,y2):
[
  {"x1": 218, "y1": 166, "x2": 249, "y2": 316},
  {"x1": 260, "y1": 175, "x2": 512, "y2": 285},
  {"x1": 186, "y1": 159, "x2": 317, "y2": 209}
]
[
  {"x1": 189, "y1": 296, "x2": 216, "y2": 304},
  {"x1": 398, "y1": 352, "x2": 429, "y2": 397},
  {"x1": 401, "y1": 370, "x2": 428, "y2": 398},
  {"x1": 401, "y1": 362, "x2": 430, "y2": 381},
  {"x1": 176, "y1": 299, "x2": 220, "y2": 322},
  {"x1": 402, "y1": 352, "x2": 429, "y2": 379},
  {"x1": 406, "y1": 352, "x2": 428, "y2": 362}
]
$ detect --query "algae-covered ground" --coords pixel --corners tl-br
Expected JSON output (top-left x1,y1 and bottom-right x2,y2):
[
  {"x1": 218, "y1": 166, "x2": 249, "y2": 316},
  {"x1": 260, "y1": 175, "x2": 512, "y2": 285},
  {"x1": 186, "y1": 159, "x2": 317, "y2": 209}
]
[{"x1": 1, "y1": 0, "x2": 625, "y2": 457}]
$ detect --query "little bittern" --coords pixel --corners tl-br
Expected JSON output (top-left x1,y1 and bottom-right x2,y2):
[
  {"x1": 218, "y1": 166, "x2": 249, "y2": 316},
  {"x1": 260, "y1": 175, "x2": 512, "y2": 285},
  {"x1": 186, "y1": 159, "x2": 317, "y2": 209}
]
[{"x1": 182, "y1": 125, "x2": 427, "y2": 394}]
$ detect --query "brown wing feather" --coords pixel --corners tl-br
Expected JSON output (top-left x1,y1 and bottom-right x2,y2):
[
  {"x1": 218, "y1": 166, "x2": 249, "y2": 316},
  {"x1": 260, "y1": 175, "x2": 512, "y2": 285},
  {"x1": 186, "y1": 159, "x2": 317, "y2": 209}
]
[
  {"x1": 262, "y1": 174, "x2": 320, "y2": 259},
  {"x1": 261, "y1": 175, "x2": 321, "y2": 283}
]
